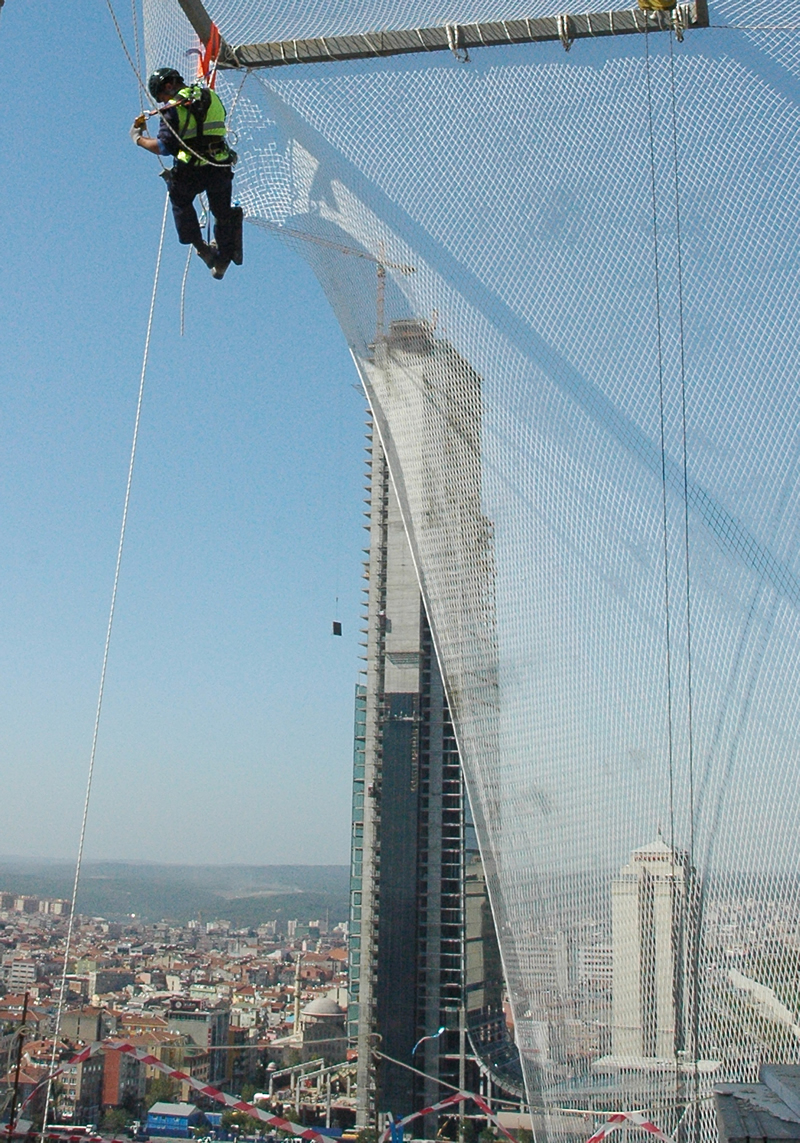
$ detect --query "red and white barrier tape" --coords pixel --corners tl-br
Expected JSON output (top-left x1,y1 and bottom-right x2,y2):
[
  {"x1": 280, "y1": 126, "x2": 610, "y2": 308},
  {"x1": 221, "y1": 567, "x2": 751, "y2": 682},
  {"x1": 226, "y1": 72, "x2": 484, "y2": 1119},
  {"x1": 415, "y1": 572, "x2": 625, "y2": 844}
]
[
  {"x1": 378, "y1": 1089, "x2": 517, "y2": 1143},
  {"x1": 21, "y1": 1040, "x2": 332, "y2": 1143},
  {"x1": 380, "y1": 1099, "x2": 673, "y2": 1143},
  {"x1": 17, "y1": 1040, "x2": 674, "y2": 1143},
  {"x1": 585, "y1": 1111, "x2": 674, "y2": 1143}
]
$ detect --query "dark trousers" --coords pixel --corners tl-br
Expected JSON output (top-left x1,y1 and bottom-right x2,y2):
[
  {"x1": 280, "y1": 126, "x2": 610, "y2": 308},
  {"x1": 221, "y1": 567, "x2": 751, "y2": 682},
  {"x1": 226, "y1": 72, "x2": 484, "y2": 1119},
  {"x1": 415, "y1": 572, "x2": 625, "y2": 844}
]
[{"x1": 168, "y1": 163, "x2": 236, "y2": 260}]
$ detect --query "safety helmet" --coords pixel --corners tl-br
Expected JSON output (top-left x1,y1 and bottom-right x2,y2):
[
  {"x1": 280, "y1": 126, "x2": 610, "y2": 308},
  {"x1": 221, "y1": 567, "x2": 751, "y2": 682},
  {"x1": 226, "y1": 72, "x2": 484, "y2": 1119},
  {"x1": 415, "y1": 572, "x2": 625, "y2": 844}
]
[{"x1": 148, "y1": 67, "x2": 184, "y2": 101}]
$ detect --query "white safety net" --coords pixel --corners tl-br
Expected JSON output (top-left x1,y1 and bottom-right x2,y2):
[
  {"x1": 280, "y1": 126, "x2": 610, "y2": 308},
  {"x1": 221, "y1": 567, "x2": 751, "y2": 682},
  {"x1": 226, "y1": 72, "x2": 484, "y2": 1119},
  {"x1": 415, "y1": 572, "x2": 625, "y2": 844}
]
[{"x1": 144, "y1": 0, "x2": 800, "y2": 1136}]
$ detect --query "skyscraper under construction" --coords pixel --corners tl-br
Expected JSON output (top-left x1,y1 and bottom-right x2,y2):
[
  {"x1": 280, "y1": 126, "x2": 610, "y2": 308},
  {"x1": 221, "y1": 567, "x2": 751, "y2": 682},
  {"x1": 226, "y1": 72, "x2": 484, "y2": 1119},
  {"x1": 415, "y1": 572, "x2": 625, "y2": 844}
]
[{"x1": 348, "y1": 320, "x2": 522, "y2": 1125}]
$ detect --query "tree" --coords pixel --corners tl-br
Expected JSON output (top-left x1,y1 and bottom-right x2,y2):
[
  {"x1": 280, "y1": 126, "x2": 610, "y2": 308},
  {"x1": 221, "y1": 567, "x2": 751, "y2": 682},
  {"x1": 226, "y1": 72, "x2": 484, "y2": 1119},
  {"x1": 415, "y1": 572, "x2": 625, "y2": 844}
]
[
  {"x1": 146, "y1": 1074, "x2": 179, "y2": 1109},
  {"x1": 121, "y1": 1090, "x2": 144, "y2": 1118},
  {"x1": 462, "y1": 1119, "x2": 479, "y2": 1143},
  {"x1": 221, "y1": 1110, "x2": 262, "y2": 1136},
  {"x1": 102, "y1": 1108, "x2": 133, "y2": 1134}
]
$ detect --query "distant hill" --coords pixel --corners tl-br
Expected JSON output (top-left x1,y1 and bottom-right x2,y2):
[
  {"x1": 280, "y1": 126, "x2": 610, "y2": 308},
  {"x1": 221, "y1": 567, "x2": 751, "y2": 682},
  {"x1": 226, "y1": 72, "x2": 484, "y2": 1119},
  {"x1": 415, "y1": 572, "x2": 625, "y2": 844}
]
[{"x1": 0, "y1": 859, "x2": 350, "y2": 926}]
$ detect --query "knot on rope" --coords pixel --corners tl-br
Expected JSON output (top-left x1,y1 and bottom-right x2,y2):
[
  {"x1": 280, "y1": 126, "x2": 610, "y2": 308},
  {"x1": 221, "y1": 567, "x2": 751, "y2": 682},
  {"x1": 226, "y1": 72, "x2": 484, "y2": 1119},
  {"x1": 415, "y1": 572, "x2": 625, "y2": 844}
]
[
  {"x1": 673, "y1": 3, "x2": 686, "y2": 40},
  {"x1": 445, "y1": 23, "x2": 469, "y2": 61},
  {"x1": 557, "y1": 13, "x2": 573, "y2": 50}
]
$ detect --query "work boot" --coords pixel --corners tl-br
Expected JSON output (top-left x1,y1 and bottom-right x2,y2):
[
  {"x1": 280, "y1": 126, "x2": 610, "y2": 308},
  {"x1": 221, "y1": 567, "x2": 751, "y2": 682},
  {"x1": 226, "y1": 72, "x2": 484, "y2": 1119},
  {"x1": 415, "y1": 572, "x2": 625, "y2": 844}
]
[
  {"x1": 195, "y1": 241, "x2": 218, "y2": 269},
  {"x1": 211, "y1": 253, "x2": 232, "y2": 280}
]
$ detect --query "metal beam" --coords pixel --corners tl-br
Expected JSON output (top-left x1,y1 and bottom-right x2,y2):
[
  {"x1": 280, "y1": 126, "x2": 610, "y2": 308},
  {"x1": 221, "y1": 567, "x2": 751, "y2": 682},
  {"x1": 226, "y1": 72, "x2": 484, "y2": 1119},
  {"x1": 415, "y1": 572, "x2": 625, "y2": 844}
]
[
  {"x1": 175, "y1": 0, "x2": 217, "y2": 46},
  {"x1": 175, "y1": 0, "x2": 708, "y2": 71}
]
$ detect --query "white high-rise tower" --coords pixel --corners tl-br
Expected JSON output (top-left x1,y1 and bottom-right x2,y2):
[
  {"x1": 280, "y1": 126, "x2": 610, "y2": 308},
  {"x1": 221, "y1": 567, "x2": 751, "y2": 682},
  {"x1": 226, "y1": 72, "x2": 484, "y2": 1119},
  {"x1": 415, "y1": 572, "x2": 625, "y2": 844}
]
[{"x1": 611, "y1": 835, "x2": 693, "y2": 1063}]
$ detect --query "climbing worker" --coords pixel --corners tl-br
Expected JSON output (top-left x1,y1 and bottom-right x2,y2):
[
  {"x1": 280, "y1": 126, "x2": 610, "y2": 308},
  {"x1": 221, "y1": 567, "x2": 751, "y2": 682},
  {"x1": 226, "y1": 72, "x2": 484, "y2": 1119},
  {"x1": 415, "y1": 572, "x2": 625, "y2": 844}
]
[{"x1": 131, "y1": 68, "x2": 243, "y2": 280}]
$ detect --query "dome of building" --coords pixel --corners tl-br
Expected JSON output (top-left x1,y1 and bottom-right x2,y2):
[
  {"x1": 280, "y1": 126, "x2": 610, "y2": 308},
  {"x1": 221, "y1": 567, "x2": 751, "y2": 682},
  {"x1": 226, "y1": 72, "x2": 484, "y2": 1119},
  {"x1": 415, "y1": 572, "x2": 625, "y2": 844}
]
[{"x1": 302, "y1": 996, "x2": 345, "y2": 1017}]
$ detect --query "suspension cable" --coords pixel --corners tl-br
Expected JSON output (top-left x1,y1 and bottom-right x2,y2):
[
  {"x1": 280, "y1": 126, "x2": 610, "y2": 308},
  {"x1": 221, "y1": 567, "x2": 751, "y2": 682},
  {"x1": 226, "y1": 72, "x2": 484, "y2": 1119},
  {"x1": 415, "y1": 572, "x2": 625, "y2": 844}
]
[{"x1": 40, "y1": 192, "x2": 170, "y2": 1140}]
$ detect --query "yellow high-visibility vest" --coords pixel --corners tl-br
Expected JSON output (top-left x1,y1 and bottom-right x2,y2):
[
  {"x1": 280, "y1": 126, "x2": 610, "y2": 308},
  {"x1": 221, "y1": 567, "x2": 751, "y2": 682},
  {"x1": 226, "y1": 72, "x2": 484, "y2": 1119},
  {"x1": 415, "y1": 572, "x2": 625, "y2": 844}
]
[{"x1": 170, "y1": 85, "x2": 229, "y2": 165}]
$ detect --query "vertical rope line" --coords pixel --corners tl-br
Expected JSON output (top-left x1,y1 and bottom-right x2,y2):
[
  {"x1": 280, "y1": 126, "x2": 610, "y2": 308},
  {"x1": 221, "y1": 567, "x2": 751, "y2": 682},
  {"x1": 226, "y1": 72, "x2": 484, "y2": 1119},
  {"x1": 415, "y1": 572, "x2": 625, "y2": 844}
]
[
  {"x1": 646, "y1": 30, "x2": 682, "y2": 1107},
  {"x1": 645, "y1": 30, "x2": 676, "y2": 855},
  {"x1": 227, "y1": 68, "x2": 252, "y2": 123},
  {"x1": 668, "y1": 31, "x2": 695, "y2": 905},
  {"x1": 669, "y1": 31, "x2": 700, "y2": 1128},
  {"x1": 104, "y1": 0, "x2": 149, "y2": 101},
  {"x1": 669, "y1": 31, "x2": 694, "y2": 892},
  {"x1": 130, "y1": 0, "x2": 145, "y2": 115},
  {"x1": 40, "y1": 192, "x2": 170, "y2": 1140},
  {"x1": 180, "y1": 246, "x2": 193, "y2": 337}
]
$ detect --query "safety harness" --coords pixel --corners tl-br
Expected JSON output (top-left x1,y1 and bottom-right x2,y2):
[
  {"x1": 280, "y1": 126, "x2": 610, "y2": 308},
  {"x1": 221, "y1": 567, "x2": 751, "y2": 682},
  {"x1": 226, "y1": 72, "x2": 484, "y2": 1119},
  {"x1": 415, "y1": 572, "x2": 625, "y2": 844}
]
[{"x1": 170, "y1": 83, "x2": 231, "y2": 166}]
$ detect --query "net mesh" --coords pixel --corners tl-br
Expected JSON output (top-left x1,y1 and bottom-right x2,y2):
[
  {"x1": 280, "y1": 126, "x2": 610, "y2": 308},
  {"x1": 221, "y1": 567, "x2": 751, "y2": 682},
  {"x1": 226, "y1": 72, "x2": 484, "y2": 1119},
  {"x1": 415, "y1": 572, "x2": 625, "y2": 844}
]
[{"x1": 144, "y1": 0, "x2": 800, "y2": 1135}]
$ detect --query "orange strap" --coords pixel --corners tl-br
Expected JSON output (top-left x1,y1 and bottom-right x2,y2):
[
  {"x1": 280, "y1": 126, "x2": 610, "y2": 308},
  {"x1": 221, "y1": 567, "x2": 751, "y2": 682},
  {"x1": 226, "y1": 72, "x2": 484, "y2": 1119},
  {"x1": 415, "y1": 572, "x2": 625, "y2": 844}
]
[{"x1": 198, "y1": 21, "x2": 221, "y2": 88}]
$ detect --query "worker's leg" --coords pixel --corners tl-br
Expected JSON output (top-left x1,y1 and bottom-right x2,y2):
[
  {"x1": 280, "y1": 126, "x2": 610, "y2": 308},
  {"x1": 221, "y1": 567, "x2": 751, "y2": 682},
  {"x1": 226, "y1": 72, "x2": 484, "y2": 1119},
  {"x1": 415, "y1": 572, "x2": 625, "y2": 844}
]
[
  {"x1": 204, "y1": 168, "x2": 237, "y2": 262},
  {"x1": 168, "y1": 166, "x2": 205, "y2": 248}
]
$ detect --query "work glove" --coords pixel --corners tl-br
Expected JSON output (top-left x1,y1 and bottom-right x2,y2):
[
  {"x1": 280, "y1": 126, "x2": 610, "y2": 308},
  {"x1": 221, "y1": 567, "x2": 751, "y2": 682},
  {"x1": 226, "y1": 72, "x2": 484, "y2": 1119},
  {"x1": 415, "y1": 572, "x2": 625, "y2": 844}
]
[{"x1": 130, "y1": 114, "x2": 147, "y2": 144}]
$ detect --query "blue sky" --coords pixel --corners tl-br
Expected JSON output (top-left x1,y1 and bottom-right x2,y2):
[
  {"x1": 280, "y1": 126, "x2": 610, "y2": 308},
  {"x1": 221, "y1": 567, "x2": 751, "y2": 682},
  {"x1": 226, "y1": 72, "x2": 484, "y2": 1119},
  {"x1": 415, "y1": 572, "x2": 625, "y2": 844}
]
[{"x1": 0, "y1": 1, "x2": 366, "y2": 864}]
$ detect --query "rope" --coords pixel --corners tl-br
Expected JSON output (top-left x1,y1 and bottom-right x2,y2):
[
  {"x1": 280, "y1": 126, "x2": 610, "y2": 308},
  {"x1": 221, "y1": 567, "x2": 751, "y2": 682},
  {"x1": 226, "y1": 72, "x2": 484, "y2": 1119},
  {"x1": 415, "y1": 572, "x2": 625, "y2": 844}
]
[
  {"x1": 103, "y1": 0, "x2": 249, "y2": 332},
  {"x1": 668, "y1": 28, "x2": 700, "y2": 1121},
  {"x1": 39, "y1": 192, "x2": 170, "y2": 1140},
  {"x1": 130, "y1": 0, "x2": 145, "y2": 116},
  {"x1": 103, "y1": 0, "x2": 150, "y2": 102},
  {"x1": 374, "y1": 1047, "x2": 709, "y2": 1118},
  {"x1": 644, "y1": 29, "x2": 678, "y2": 883},
  {"x1": 646, "y1": 34, "x2": 701, "y2": 1117},
  {"x1": 152, "y1": 100, "x2": 237, "y2": 169},
  {"x1": 180, "y1": 245, "x2": 193, "y2": 337},
  {"x1": 668, "y1": 27, "x2": 694, "y2": 898},
  {"x1": 103, "y1": 0, "x2": 233, "y2": 169},
  {"x1": 103, "y1": 0, "x2": 168, "y2": 172},
  {"x1": 179, "y1": 196, "x2": 212, "y2": 336},
  {"x1": 644, "y1": 39, "x2": 690, "y2": 1115},
  {"x1": 226, "y1": 67, "x2": 252, "y2": 124}
]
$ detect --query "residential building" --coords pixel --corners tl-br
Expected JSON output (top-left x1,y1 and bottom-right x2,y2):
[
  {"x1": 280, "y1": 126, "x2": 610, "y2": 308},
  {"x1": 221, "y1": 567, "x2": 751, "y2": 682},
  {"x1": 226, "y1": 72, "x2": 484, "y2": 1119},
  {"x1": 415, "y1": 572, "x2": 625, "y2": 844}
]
[
  {"x1": 102, "y1": 1042, "x2": 145, "y2": 1109},
  {"x1": 89, "y1": 969, "x2": 135, "y2": 998},
  {"x1": 120, "y1": 1012, "x2": 170, "y2": 1037},
  {"x1": 60, "y1": 1006, "x2": 104, "y2": 1045},
  {"x1": 165, "y1": 999, "x2": 229, "y2": 1086},
  {"x1": 59, "y1": 1051, "x2": 104, "y2": 1124},
  {"x1": 6, "y1": 961, "x2": 37, "y2": 992},
  {"x1": 0, "y1": 1063, "x2": 50, "y2": 1118}
]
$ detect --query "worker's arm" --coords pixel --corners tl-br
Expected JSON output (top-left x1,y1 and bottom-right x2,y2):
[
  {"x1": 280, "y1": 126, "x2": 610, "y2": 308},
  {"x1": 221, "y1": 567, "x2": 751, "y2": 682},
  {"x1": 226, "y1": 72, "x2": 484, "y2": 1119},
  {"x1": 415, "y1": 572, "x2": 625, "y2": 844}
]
[
  {"x1": 135, "y1": 135, "x2": 162, "y2": 154},
  {"x1": 130, "y1": 111, "x2": 177, "y2": 157}
]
